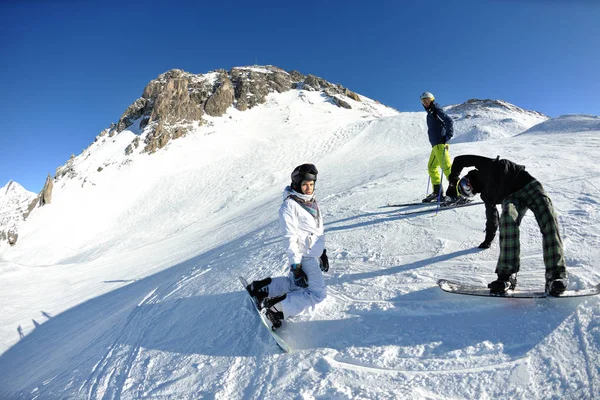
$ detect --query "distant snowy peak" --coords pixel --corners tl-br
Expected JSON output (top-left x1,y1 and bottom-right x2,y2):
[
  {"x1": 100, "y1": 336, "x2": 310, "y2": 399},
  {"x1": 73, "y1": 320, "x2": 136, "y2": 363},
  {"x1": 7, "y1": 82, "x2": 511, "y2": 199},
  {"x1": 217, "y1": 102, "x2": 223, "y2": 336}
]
[
  {"x1": 1, "y1": 180, "x2": 35, "y2": 201},
  {"x1": 521, "y1": 114, "x2": 600, "y2": 135},
  {"x1": 446, "y1": 99, "x2": 549, "y2": 143},
  {"x1": 447, "y1": 98, "x2": 547, "y2": 119},
  {"x1": 0, "y1": 180, "x2": 36, "y2": 245}
]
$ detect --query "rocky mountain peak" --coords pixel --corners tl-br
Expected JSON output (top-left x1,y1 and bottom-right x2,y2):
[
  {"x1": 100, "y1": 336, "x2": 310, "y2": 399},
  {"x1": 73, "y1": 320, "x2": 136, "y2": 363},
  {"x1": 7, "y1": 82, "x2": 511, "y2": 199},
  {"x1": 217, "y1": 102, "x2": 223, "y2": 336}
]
[{"x1": 111, "y1": 65, "x2": 362, "y2": 154}]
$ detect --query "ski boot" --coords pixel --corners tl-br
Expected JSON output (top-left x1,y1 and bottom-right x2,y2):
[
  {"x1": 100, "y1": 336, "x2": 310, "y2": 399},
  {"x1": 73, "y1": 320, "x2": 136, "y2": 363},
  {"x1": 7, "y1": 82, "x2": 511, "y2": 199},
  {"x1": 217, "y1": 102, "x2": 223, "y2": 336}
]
[
  {"x1": 246, "y1": 277, "x2": 271, "y2": 307},
  {"x1": 422, "y1": 184, "x2": 443, "y2": 203},
  {"x1": 488, "y1": 273, "x2": 517, "y2": 294}
]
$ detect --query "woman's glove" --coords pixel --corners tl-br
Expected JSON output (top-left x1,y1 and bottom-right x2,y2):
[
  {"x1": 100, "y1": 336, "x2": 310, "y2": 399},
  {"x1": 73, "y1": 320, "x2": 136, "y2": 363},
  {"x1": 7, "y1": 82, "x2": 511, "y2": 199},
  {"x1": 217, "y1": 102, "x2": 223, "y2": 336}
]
[
  {"x1": 320, "y1": 249, "x2": 329, "y2": 272},
  {"x1": 290, "y1": 263, "x2": 308, "y2": 288}
]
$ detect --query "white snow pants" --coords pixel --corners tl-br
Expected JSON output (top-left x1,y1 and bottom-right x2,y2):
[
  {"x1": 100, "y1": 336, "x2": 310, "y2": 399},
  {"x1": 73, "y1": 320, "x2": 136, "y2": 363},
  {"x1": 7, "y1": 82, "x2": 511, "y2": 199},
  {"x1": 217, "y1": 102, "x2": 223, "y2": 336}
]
[{"x1": 267, "y1": 256, "x2": 326, "y2": 319}]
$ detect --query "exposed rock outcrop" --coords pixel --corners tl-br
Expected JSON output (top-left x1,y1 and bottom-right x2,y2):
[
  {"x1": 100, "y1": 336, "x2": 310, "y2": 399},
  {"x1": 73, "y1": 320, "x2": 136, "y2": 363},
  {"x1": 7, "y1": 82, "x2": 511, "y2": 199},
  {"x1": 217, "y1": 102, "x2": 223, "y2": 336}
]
[
  {"x1": 116, "y1": 98, "x2": 148, "y2": 132},
  {"x1": 55, "y1": 155, "x2": 77, "y2": 180},
  {"x1": 40, "y1": 174, "x2": 53, "y2": 206},
  {"x1": 205, "y1": 71, "x2": 235, "y2": 116},
  {"x1": 112, "y1": 66, "x2": 361, "y2": 155},
  {"x1": 332, "y1": 96, "x2": 352, "y2": 109},
  {"x1": 23, "y1": 174, "x2": 54, "y2": 221}
]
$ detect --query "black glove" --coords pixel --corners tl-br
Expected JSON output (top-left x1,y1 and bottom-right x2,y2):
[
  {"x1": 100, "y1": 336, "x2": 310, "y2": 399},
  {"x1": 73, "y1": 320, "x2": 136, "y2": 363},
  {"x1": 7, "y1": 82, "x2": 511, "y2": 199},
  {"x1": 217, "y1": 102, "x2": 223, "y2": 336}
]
[
  {"x1": 478, "y1": 240, "x2": 492, "y2": 249},
  {"x1": 320, "y1": 249, "x2": 329, "y2": 272},
  {"x1": 446, "y1": 183, "x2": 458, "y2": 198},
  {"x1": 478, "y1": 233, "x2": 495, "y2": 249},
  {"x1": 290, "y1": 263, "x2": 308, "y2": 288},
  {"x1": 449, "y1": 172, "x2": 460, "y2": 183}
]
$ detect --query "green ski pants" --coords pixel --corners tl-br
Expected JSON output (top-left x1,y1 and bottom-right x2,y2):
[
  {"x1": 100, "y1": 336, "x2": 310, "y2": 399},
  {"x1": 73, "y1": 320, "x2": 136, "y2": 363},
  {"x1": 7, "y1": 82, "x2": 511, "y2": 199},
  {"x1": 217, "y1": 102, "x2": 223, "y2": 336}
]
[{"x1": 496, "y1": 179, "x2": 566, "y2": 280}]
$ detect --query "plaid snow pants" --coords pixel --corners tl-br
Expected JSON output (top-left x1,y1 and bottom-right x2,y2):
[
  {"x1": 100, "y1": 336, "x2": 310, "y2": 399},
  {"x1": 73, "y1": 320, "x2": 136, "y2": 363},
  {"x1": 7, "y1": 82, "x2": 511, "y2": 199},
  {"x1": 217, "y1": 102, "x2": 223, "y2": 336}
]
[{"x1": 496, "y1": 179, "x2": 566, "y2": 280}]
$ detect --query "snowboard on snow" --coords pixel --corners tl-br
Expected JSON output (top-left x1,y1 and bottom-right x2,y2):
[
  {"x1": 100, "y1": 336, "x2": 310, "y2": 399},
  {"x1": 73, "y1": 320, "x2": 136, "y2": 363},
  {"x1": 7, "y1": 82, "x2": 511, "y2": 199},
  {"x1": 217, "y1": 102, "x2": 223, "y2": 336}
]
[
  {"x1": 438, "y1": 278, "x2": 600, "y2": 299},
  {"x1": 239, "y1": 276, "x2": 291, "y2": 353}
]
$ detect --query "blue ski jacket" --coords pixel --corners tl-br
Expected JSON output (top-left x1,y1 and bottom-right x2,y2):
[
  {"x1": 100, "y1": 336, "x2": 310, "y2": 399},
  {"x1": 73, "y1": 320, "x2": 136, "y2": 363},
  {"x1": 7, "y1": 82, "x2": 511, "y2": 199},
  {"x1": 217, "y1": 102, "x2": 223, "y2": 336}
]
[{"x1": 424, "y1": 102, "x2": 454, "y2": 146}]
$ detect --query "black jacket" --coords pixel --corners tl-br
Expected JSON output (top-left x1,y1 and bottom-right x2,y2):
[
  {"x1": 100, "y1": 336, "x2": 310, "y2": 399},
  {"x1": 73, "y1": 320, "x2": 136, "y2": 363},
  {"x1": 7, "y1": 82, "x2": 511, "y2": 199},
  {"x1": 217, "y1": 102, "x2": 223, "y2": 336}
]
[
  {"x1": 448, "y1": 155, "x2": 535, "y2": 240},
  {"x1": 424, "y1": 102, "x2": 454, "y2": 146}
]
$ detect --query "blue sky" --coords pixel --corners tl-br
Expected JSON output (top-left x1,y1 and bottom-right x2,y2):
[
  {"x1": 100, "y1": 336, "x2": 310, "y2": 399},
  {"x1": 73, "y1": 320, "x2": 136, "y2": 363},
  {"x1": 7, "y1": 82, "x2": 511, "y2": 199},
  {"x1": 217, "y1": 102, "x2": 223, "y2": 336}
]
[{"x1": 1, "y1": 0, "x2": 598, "y2": 192}]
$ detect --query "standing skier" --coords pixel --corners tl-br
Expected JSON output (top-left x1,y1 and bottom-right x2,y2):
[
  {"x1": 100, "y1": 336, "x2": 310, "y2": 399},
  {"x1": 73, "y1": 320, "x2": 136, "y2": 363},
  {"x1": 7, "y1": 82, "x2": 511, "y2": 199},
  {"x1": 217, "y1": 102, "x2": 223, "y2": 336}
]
[
  {"x1": 420, "y1": 92, "x2": 455, "y2": 202},
  {"x1": 446, "y1": 155, "x2": 568, "y2": 295},
  {"x1": 246, "y1": 164, "x2": 329, "y2": 328}
]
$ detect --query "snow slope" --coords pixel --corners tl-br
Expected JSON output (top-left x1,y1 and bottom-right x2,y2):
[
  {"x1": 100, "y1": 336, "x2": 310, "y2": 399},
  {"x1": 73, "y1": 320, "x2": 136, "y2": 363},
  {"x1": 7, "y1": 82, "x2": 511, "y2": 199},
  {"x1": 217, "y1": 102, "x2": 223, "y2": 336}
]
[{"x1": 0, "y1": 89, "x2": 598, "y2": 400}]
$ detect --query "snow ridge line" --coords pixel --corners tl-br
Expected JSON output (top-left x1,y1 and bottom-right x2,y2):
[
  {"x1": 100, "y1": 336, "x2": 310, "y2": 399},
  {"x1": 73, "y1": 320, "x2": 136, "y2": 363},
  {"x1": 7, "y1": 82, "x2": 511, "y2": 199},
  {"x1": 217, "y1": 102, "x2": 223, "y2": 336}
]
[
  {"x1": 137, "y1": 288, "x2": 158, "y2": 307},
  {"x1": 325, "y1": 354, "x2": 528, "y2": 376}
]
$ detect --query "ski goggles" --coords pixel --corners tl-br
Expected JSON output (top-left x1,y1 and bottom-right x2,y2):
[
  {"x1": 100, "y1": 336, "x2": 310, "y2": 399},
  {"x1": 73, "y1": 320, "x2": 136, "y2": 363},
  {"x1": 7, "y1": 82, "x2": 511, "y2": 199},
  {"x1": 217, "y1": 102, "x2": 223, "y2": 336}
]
[
  {"x1": 291, "y1": 164, "x2": 318, "y2": 183},
  {"x1": 457, "y1": 176, "x2": 474, "y2": 198}
]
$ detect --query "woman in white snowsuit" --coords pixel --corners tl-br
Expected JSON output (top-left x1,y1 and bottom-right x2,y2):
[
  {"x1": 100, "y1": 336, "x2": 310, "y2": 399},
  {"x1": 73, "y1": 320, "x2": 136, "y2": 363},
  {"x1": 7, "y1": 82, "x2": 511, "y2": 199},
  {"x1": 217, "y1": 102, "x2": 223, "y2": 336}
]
[{"x1": 247, "y1": 163, "x2": 328, "y2": 328}]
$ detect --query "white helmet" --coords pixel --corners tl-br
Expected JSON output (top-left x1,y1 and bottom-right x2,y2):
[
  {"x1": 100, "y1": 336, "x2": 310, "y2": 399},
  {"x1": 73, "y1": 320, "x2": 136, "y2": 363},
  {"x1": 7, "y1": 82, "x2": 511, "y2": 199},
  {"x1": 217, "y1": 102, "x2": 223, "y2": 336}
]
[{"x1": 420, "y1": 92, "x2": 435, "y2": 100}]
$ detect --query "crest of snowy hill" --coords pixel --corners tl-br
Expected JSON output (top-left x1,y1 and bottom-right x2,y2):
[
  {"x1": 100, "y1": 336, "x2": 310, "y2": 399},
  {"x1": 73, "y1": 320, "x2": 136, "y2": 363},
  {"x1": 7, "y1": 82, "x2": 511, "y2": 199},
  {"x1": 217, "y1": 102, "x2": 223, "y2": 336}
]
[
  {"x1": 446, "y1": 98, "x2": 548, "y2": 143},
  {"x1": 520, "y1": 114, "x2": 600, "y2": 134},
  {"x1": 0, "y1": 181, "x2": 36, "y2": 245}
]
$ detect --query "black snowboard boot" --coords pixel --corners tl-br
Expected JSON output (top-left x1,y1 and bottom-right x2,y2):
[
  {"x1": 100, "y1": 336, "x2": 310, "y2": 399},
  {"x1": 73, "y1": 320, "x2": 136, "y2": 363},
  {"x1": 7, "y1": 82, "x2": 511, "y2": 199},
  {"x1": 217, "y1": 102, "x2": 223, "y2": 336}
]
[
  {"x1": 260, "y1": 293, "x2": 287, "y2": 310},
  {"x1": 247, "y1": 277, "x2": 271, "y2": 306},
  {"x1": 422, "y1": 184, "x2": 443, "y2": 203},
  {"x1": 260, "y1": 294, "x2": 286, "y2": 330},
  {"x1": 546, "y1": 278, "x2": 567, "y2": 296},
  {"x1": 264, "y1": 308, "x2": 284, "y2": 330},
  {"x1": 488, "y1": 273, "x2": 517, "y2": 294}
]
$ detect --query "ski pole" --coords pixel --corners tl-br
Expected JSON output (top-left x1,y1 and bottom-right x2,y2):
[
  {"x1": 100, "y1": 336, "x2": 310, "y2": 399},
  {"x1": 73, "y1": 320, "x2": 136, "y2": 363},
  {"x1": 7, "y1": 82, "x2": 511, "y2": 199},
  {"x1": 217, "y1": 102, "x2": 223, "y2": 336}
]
[
  {"x1": 426, "y1": 176, "x2": 431, "y2": 197},
  {"x1": 436, "y1": 145, "x2": 447, "y2": 214}
]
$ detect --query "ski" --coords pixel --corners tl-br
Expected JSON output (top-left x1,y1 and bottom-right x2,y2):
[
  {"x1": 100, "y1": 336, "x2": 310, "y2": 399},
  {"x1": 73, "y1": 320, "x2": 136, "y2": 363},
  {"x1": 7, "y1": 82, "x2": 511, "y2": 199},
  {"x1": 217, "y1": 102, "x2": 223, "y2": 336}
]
[
  {"x1": 239, "y1": 276, "x2": 291, "y2": 353},
  {"x1": 385, "y1": 201, "x2": 433, "y2": 207},
  {"x1": 438, "y1": 279, "x2": 600, "y2": 299},
  {"x1": 397, "y1": 201, "x2": 483, "y2": 216},
  {"x1": 387, "y1": 198, "x2": 474, "y2": 208}
]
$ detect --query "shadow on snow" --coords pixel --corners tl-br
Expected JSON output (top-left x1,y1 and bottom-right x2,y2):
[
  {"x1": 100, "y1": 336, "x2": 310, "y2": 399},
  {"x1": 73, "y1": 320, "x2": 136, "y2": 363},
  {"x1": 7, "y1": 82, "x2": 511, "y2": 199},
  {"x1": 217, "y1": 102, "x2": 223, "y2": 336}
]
[{"x1": 0, "y1": 222, "x2": 588, "y2": 398}]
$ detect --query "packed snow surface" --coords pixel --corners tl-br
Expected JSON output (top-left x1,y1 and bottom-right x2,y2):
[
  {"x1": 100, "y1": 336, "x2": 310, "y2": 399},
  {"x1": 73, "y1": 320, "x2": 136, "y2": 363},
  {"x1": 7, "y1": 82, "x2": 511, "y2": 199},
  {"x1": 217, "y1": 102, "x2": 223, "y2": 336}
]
[{"x1": 0, "y1": 89, "x2": 599, "y2": 399}]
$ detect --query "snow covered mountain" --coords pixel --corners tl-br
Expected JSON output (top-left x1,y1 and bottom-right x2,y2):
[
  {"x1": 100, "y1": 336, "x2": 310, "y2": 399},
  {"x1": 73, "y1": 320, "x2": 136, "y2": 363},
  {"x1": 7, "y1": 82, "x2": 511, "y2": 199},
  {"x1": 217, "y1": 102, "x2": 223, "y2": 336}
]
[
  {"x1": 1, "y1": 66, "x2": 599, "y2": 399},
  {"x1": 0, "y1": 181, "x2": 36, "y2": 245},
  {"x1": 446, "y1": 98, "x2": 549, "y2": 143}
]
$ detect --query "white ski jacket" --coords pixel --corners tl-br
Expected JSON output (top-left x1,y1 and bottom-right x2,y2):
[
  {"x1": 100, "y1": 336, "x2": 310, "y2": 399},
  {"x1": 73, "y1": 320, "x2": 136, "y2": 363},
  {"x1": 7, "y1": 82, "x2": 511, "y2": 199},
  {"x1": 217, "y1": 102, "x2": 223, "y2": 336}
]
[{"x1": 279, "y1": 186, "x2": 325, "y2": 265}]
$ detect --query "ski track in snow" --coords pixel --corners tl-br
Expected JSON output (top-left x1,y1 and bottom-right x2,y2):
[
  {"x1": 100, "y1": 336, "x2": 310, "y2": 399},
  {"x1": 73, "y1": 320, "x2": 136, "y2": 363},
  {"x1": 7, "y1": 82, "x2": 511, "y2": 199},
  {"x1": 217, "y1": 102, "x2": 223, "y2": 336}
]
[{"x1": 0, "y1": 91, "x2": 599, "y2": 399}]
